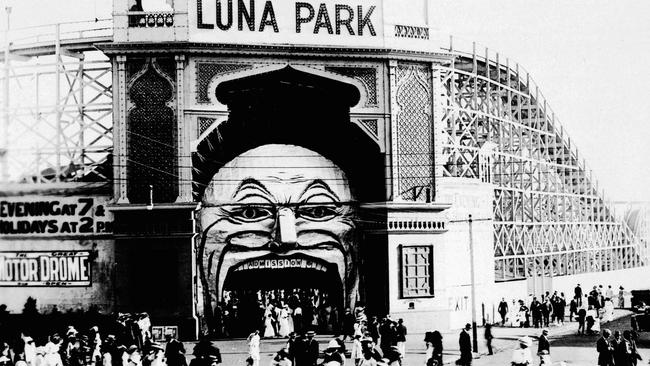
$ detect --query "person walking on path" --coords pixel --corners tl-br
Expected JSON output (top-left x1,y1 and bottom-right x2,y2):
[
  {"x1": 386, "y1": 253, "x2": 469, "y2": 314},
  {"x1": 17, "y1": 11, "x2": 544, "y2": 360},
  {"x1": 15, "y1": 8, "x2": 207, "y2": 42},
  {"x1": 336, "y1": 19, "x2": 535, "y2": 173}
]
[
  {"x1": 498, "y1": 299, "x2": 508, "y2": 326},
  {"x1": 395, "y1": 319, "x2": 407, "y2": 358},
  {"x1": 302, "y1": 331, "x2": 319, "y2": 366},
  {"x1": 596, "y1": 329, "x2": 614, "y2": 366},
  {"x1": 577, "y1": 306, "x2": 587, "y2": 335},
  {"x1": 569, "y1": 298, "x2": 577, "y2": 322},
  {"x1": 537, "y1": 329, "x2": 550, "y2": 356},
  {"x1": 483, "y1": 324, "x2": 493, "y2": 356},
  {"x1": 618, "y1": 286, "x2": 626, "y2": 308},
  {"x1": 424, "y1": 331, "x2": 443, "y2": 366},
  {"x1": 575, "y1": 284, "x2": 583, "y2": 307},
  {"x1": 164, "y1": 334, "x2": 186, "y2": 366},
  {"x1": 612, "y1": 330, "x2": 632, "y2": 366},
  {"x1": 511, "y1": 337, "x2": 532, "y2": 366},
  {"x1": 456, "y1": 324, "x2": 472, "y2": 366},
  {"x1": 541, "y1": 299, "x2": 552, "y2": 328},
  {"x1": 342, "y1": 308, "x2": 356, "y2": 342},
  {"x1": 246, "y1": 331, "x2": 260, "y2": 366},
  {"x1": 623, "y1": 330, "x2": 641, "y2": 366},
  {"x1": 530, "y1": 298, "x2": 542, "y2": 328}
]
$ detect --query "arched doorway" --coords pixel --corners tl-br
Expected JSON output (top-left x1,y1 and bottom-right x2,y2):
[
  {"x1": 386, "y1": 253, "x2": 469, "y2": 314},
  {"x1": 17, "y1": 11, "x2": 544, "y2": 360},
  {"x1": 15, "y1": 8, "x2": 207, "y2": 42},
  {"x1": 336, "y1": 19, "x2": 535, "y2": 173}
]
[{"x1": 220, "y1": 255, "x2": 344, "y2": 337}]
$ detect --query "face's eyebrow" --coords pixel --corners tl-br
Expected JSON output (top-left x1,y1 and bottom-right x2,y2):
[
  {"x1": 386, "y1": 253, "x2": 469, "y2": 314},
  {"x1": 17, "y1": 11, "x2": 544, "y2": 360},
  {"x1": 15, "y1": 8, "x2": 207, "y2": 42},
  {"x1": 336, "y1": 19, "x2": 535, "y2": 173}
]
[
  {"x1": 233, "y1": 178, "x2": 274, "y2": 202},
  {"x1": 299, "y1": 179, "x2": 340, "y2": 202}
]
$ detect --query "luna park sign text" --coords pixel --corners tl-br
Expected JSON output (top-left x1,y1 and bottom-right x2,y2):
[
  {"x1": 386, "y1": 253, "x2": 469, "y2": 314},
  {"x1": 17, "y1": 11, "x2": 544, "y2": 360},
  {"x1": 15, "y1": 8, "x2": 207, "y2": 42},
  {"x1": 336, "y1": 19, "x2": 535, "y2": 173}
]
[{"x1": 196, "y1": 0, "x2": 377, "y2": 37}]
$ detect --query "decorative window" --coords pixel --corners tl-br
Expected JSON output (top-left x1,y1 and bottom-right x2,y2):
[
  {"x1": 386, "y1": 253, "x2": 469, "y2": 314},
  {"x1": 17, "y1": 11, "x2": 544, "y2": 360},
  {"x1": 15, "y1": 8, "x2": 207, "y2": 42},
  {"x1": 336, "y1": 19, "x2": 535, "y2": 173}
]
[{"x1": 400, "y1": 245, "x2": 434, "y2": 298}]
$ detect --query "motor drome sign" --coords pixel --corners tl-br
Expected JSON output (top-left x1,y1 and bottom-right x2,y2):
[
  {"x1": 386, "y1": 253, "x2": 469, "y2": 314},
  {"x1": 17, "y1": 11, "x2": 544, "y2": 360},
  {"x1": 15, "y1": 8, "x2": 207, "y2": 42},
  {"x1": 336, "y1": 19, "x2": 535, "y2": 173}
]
[
  {"x1": 191, "y1": 0, "x2": 383, "y2": 47},
  {"x1": 0, "y1": 251, "x2": 92, "y2": 287}
]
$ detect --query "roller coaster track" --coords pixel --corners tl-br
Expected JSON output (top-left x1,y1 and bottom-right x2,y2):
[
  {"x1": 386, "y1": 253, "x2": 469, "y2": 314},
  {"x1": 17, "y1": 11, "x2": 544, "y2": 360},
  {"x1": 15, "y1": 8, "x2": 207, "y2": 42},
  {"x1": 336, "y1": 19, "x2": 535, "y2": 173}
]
[
  {"x1": 1, "y1": 19, "x2": 113, "y2": 185},
  {"x1": 1, "y1": 19, "x2": 112, "y2": 60}
]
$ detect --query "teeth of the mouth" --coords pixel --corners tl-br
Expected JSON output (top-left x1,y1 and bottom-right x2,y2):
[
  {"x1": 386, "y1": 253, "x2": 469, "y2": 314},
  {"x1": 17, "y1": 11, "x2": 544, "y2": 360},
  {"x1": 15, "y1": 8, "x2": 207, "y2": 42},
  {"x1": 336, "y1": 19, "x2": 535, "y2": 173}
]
[{"x1": 234, "y1": 258, "x2": 327, "y2": 272}]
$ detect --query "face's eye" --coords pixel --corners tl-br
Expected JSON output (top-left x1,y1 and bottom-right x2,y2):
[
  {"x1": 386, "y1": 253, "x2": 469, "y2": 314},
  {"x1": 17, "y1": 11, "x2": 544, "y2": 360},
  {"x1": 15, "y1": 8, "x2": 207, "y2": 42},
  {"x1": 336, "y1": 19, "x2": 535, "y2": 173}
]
[
  {"x1": 296, "y1": 205, "x2": 338, "y2": 221},
  {"x1": 231, "y1": 206, "x2": 275, "y2": 222}
]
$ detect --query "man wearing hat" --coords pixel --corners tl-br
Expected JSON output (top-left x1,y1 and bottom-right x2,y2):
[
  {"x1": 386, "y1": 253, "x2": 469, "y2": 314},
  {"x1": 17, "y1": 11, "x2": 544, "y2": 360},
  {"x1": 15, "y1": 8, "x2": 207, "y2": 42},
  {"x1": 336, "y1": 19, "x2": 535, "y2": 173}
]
[
  {"x1": 302, "y1": 331, "x2": 319, "y2": 366},
  {"x1": 457, "y1": 324, "x2": 472, "y2": 366},
  {"x1": 145, "y1": 343, "x2": 165, "y2": 366},
  {"x1": 537, "y1": 329, "x2": 550, "y2": 356},
  {"x1": 126, "y1": 345, "x2": 142, "y2": 366},
  {"x1": 596, "y1": 329, "x2": 614, "y2": 366},
  {"x1": 511, "y1": 337, "x2": 532, "y2": 366},
  {"x1": 165, "y1": 333, "x2": 187, "y2": 366},
  {"x1": 270, "y1": 348, "x2": 291, "y2": 366},
  {"x1": 383, "y1": 345, "x2": 402, "y2": 366},
  {"x1": 360, "y1": 336, "x2": 383, "y2": 363}
]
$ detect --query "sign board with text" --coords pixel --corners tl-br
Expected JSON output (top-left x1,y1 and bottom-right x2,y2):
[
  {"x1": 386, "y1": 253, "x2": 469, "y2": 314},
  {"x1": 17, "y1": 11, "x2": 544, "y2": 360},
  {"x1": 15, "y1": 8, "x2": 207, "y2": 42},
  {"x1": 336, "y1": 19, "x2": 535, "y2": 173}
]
[
  {"x1": 0, "y1": 196, "x2": 113, "y2": 237},
  {"x1": 190, "y1": 0, "x2": 384, "y2": 48},
  {"x1": 0, "y1": 251, "x2": 92, "y2": 287}
]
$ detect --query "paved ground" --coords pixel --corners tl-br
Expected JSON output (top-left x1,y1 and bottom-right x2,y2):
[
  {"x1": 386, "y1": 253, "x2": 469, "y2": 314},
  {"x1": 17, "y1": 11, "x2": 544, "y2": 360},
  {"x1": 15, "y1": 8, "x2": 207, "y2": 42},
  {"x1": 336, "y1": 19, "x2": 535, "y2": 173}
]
[
  {"x1": 473, "y1": 312, "x2": 650, "y2": 366},
  {"x1": 186, "y1": 310, "x2": 648, "y2": 365}
]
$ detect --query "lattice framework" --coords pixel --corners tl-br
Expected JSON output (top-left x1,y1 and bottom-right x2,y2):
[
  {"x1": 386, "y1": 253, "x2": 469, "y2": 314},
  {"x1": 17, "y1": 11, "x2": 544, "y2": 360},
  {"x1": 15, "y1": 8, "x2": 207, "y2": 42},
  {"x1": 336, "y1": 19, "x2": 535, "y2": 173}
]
[
  {"x1": 1, "y1": 22, "x2": 113, "y2": 184},
  {"x1": 435, "y1": 43, "x2": 648, "y2": 281}
]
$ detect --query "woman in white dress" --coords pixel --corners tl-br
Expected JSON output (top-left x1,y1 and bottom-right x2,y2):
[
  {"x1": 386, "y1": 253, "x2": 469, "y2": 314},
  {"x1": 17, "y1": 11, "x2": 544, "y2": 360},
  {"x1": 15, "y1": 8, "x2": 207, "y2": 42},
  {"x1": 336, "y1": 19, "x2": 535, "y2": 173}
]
[
  {"x1": 247, "y1": 331, "x2": 261, "y2": 366},
  {"x1": 603, "y1": 298, "x2": 615, "y2": 323},
  {"x1": 264, "y1": 306, "x2": 276, "y2": 338},
  {"x1": 286, "y1": 306, "x2": 295, "y2": 335},
  {"x1": 278, "y1": 306, "x2": 290, "y2": 337}
]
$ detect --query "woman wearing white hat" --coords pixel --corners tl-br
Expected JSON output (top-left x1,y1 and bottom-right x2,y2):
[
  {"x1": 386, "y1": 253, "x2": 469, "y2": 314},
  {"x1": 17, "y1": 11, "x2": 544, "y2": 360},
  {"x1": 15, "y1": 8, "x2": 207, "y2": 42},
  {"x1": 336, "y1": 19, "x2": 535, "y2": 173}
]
[
  {"x1": 322, "y1": 340, "x2": 345, "y2": 366},
  {"x1": 44, "y1": 335, "x2": 63, "y2": 366},
  {"x1": 511, "y1": 337, "x2": 532, "y2": 366}
]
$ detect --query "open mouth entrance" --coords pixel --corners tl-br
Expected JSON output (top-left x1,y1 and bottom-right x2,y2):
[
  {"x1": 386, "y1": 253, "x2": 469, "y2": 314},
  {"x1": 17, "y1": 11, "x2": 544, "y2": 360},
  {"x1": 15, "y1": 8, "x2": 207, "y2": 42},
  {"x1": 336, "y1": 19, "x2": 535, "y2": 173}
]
[{"x1": 219, "y1": 255, "x2": 343, "y2": 338}]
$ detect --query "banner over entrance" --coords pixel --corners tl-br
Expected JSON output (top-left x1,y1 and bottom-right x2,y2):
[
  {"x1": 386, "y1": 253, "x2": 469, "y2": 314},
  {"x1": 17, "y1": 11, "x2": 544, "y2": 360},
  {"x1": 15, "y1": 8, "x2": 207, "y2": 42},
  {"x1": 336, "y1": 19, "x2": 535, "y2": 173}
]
[{"x1": 190, "y1": 0, "x2": 384, "y2": 47}]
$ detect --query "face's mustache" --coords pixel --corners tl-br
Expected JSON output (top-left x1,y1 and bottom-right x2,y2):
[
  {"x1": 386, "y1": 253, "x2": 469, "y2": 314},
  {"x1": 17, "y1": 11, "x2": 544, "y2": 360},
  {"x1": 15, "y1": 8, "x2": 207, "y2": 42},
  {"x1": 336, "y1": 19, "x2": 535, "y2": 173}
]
[
  {"x1": 223, "y1": 229, "x2": 347, "y2": 250},
  {"x1": 225, "y1": 240, "x2": 346, "y2": 255}
]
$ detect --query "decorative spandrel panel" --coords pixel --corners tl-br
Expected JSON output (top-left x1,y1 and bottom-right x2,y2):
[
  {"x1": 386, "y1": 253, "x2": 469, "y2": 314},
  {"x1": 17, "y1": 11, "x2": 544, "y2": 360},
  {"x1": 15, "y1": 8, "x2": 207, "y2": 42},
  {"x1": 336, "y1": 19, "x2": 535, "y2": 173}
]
[
  {"x1": 325, "y1": 66, "x2": 379, "y2": 108},
  {"x1": 195, "y1": 62, "x2": 254, "y2": 104},
  {"x1": 395, "y1": 62, "x2": 433, "y2": 201}
]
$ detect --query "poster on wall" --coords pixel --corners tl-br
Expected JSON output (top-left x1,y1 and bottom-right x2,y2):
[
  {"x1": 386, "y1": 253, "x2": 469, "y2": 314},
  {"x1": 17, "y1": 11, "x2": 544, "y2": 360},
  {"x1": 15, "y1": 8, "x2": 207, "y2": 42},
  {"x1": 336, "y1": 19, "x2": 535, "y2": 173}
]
[
  {"x1": 0, "y1": 196, "x2": 113, "y2": 237},
  {"x1": 0, "y1": 251, "x2": 92, "y2": 287},
  {"x1": 151, "y1": 326, "x2": 178, "y2": 342}
]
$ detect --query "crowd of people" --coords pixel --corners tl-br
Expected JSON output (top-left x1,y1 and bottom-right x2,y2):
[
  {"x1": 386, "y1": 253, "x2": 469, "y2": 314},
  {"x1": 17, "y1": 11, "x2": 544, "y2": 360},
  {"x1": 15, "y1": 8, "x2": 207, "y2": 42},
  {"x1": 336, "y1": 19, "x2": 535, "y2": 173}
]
[
  {"x1": 214, "y1": 289, "x2": 344, "y2": 338},
  {"x1": 496, "y1": 284, "x2": 624, "y2": 335},
  {"x1": 0, "y1": 282, "x2": 642, "y2": 366},
  {"x1": 596, "y1": 329, "x2": 643, "y2": 366},
  {"x1": 0, "y1": 321, "x2": 223, "y2": 366},
  {"x1": 246, "y1": 309, "x2": 409, "y2": 366}
]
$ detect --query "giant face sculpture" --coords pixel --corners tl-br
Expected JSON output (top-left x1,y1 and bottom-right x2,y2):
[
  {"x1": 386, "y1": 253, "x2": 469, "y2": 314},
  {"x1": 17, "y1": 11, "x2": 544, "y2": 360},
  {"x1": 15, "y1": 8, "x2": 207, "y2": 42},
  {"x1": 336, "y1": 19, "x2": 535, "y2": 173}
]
[{"x1": 199, "y1": 144, "x2": 359, "y2": 311}]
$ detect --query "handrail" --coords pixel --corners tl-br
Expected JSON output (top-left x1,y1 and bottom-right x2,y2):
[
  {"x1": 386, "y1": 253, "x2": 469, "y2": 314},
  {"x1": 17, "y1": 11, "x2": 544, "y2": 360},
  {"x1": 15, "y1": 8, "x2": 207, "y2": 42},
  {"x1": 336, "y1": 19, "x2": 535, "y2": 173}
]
[{"x1": 1, "y1": 19, "x2": 113, "y2": 50}]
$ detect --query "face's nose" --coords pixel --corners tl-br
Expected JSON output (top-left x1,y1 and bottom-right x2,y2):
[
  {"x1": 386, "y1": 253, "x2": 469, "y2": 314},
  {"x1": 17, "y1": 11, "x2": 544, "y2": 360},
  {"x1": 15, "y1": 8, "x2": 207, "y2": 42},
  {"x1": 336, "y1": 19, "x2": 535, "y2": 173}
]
[{"x1": 270, "y1": 207, "x2": 297, "y2": 251}]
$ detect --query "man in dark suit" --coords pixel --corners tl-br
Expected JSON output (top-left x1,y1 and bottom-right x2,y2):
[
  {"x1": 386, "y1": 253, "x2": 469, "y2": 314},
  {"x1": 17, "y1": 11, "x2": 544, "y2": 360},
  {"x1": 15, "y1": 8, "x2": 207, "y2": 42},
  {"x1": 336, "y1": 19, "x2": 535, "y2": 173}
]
[
  {"x1": 286, "y1": 332, "x2": 299, "y2": 365},
  {"x1": 575, "y1": 284, "x2": 583, "y2": 306},
  {"x1": 498, "y1": 298, "x2": 509, "y2": 326},
  {"x1": 537, "y1": 329, "x2": 550, "y2": 355},
  {"x1": 530, "y1": 297, "x2": 542, "y2": 328},
  {"x1": 457, "y1": 323, "x2": 472, "y2": 365},
  {"x1": 303, "y1": 331, "x2": 319, "y2": 366},
  {"x1": 164, "y1": 334, "x2": 187, "y2": 366},
  {"x1": 597, "y1": 329, "x2": 614, "y2": 366}
]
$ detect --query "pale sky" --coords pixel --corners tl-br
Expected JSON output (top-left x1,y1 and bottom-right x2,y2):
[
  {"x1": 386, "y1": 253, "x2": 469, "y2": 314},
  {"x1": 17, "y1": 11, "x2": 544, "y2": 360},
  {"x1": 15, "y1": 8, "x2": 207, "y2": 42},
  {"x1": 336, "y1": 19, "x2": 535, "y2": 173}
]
[{"x1": 2, "y1": 0, "x2": 649, "y2": 202}]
